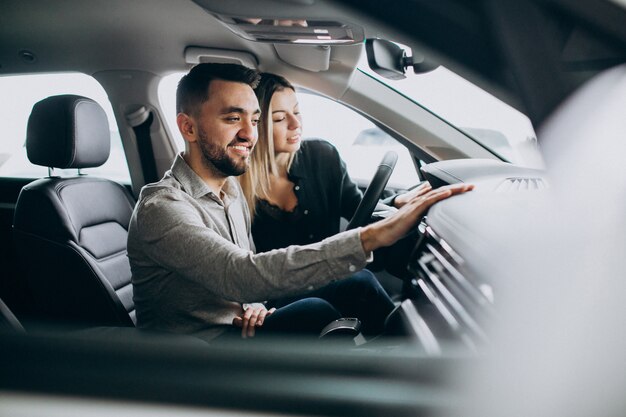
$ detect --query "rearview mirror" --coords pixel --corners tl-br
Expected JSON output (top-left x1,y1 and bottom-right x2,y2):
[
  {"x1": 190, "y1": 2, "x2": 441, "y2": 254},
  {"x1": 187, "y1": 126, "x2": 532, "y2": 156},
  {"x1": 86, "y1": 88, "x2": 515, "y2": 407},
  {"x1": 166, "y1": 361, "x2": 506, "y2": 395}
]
[{"x1": 365, "y1": 38, "x2": 438, "y2": 80}]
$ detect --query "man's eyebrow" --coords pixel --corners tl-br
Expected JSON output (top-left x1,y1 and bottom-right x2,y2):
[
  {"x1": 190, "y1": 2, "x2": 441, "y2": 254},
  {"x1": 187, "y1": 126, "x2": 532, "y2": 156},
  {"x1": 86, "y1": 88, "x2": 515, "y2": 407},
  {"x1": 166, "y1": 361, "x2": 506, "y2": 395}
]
[
  {"x1": 220, "y1": 106, "x2": 245, "y2": 114},
  {"x1": 220, "y1": 106, "x2": 261, "y2": 115}
]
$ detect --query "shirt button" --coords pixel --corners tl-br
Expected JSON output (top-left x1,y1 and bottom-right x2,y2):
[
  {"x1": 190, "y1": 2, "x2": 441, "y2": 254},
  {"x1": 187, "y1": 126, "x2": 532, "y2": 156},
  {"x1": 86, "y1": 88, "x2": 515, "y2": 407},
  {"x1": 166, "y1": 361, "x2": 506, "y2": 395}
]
[
  {"x1": 307, "y1": 285, "x2": 314, "y2": 291},
  {"x1": 309, "y1": 234, "x2": 314, "y2": 239},
  {"x1": 349, "y1": 264, "x2": 357, "y2": 272},
  {"x1": 294, "y1": 185, "x2": 300, "y2": 191},
  {"x1": 304, "y1": 209, "x2": 309, "y2": 215}
]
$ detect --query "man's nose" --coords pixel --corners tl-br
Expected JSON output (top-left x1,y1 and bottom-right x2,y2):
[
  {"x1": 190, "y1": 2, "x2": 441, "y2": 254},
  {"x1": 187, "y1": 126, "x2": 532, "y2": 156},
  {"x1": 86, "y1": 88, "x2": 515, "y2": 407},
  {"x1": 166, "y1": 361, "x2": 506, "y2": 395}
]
[{"x1": 239, "y1": 119, "x2": 257, "y2": 141}]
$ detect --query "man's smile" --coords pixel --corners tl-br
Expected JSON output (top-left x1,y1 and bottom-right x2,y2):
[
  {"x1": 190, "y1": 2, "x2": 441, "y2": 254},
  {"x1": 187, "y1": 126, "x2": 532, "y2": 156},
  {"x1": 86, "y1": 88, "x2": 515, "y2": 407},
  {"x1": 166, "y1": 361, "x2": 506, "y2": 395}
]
[{"x1": 228, "y1": 143, "x2": 252, "y2": 156}]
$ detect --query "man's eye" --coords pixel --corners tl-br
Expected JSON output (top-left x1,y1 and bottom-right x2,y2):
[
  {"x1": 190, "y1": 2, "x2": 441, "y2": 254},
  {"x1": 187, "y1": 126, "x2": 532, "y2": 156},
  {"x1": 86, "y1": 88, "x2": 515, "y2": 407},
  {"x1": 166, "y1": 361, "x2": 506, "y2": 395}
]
[
  {"x1": 252, "y1": 119, "x2": 260, "y2": 125},
  {"x1": 225, "y1": 117, "x2": 240, "y2": 122},
  {"x1": 273, "y1": 117, "x2": 285, "y2": 123}
]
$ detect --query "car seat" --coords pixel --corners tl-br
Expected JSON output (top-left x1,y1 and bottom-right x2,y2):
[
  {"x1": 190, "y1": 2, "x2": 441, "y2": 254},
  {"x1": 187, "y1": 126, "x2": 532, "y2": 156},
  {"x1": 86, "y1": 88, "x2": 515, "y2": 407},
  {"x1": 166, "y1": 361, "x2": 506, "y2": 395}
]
[{"x1": 13, "y1": 95, "x2": 136, "y2": 328}]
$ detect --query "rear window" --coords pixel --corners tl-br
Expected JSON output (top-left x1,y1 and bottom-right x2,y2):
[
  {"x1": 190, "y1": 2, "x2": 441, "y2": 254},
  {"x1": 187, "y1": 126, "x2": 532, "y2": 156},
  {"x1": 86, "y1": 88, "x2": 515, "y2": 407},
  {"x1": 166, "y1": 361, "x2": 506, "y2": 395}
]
[{"x1": 0, "y1": 73, "x2": 130, "y2": 183}]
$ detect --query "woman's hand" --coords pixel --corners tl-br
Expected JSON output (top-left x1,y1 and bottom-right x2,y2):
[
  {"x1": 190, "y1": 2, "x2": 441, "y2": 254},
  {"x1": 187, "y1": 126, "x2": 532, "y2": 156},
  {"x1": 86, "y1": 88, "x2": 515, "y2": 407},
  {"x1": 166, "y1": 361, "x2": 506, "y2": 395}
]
[
  {"x1": 393, "y1": 181, "x2": 432, "y2": 208},
  {"x1": 233, "y1": 304, "x2": 276, "y2": 339}
]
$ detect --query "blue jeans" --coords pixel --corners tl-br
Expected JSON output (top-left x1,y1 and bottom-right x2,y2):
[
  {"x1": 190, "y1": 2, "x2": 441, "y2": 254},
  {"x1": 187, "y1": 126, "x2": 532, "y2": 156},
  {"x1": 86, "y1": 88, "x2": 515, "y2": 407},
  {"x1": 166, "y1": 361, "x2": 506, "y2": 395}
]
[
  {"x1": 215, "y1": 269, "x2": 394, "y2": 342},
  {"x1": 261, "y1": 269, "x2": 395, "y2": 337}
]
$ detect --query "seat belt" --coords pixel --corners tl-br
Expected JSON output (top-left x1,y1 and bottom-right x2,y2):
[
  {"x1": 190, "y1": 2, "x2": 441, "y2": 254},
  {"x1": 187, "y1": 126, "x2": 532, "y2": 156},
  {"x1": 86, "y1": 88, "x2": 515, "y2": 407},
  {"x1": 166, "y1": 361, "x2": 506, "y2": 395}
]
[{"x1": 126, "y1": 107, "x2": 158, "y2": 184}]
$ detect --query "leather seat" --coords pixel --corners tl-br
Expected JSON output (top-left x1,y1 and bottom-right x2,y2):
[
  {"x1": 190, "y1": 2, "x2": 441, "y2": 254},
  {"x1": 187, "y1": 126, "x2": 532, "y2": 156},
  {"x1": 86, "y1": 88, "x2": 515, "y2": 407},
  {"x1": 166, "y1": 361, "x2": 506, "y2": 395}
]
[{"x1": 13, "y1": 95, "x2": 136, "y2": 328}]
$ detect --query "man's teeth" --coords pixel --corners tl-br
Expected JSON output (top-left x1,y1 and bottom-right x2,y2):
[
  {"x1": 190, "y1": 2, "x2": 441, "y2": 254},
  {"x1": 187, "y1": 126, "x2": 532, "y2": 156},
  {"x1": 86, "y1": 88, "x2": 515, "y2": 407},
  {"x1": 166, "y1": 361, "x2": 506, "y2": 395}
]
[{"x1": 230, "y1": 145, "x2": 248, "y2": 151}]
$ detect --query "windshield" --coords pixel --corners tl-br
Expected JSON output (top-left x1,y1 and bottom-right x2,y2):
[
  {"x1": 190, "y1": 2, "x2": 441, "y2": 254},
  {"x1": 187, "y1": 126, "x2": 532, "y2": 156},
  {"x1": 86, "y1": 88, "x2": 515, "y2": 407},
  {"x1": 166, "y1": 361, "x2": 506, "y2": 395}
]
[{"x1": 358, "y1": 48, "x2": 543, "y2": 168}]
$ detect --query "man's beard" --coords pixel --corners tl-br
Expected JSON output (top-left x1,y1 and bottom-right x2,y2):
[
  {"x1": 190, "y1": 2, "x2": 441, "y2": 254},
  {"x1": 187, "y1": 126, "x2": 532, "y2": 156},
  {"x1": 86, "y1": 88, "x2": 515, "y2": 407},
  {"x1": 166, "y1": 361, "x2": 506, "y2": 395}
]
[{"x1": 197, "y1": 128, "x2": 249, "y2": 177}]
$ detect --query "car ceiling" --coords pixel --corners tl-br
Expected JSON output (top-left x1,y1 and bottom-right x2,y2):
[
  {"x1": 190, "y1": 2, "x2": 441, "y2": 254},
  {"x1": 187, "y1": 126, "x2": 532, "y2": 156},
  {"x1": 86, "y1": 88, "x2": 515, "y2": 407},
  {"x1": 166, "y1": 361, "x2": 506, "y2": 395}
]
[
  {"x1": 3, "y1": 0, "x2": 625, "y2": 132},
  {"x1": 1, "y1": 0, "x2": 405, "y2": 108},
  {"x1": 1, "y1": 0, "x2": 381, "y2": 95},
  {"x1": 0, "y1": 0, "x2": 269, "y2": 76}
]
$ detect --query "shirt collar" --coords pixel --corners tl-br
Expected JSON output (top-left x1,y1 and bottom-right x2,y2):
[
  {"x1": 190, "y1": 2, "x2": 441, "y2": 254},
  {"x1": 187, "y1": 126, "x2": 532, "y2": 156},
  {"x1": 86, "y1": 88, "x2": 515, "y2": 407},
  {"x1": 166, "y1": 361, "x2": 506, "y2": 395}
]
[{"x1": 171, "y1": 153, "x2": 239, "y2": 203}]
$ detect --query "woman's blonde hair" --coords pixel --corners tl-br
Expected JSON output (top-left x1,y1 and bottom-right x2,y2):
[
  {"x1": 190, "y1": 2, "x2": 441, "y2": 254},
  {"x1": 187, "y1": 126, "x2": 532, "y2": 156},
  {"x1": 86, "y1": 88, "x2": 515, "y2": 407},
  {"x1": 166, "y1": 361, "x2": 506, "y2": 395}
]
[{"x1": 239, "y1": 73, "x2": 297, "y2": 217}]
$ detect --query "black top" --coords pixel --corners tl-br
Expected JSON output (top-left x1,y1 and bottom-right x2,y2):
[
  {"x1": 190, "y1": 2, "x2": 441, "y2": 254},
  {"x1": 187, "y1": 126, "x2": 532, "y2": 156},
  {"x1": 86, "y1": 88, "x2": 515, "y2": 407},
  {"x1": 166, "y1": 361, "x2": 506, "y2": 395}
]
[{"x1": 252, "y1": 139, "x2": 363, "y2": 252}]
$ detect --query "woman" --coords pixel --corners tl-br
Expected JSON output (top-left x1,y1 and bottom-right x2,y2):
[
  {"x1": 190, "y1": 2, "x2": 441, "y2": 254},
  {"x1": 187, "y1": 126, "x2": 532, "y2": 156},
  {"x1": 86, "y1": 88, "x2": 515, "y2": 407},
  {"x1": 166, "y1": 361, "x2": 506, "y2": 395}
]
[
  {"x1": 239, "y1": 73, "x2": 428, "y2": 336},
  {"x1": 240, "y1": 73, "x2": 428, "y2": 253}
]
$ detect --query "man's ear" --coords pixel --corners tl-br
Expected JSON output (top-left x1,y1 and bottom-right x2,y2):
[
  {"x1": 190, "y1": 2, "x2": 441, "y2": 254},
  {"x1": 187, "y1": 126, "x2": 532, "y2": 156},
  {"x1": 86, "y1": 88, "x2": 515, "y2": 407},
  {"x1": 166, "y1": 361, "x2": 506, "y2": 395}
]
[{"x1": 177, "y1": 113, "x2": 197, "y2": 143}]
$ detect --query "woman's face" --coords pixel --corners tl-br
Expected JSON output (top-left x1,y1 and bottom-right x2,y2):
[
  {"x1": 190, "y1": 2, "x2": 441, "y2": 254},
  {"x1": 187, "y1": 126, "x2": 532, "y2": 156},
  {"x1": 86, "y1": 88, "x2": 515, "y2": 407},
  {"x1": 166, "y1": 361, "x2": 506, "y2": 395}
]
[{"x1": 270, "y1": 88, "x2": 302, "y2": 155}]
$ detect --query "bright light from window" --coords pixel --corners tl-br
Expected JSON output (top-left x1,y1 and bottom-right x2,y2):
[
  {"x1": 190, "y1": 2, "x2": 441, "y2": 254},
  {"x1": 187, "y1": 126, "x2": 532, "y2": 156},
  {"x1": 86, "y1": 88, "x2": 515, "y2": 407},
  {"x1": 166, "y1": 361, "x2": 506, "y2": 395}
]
[
  {"x1": 358, "y1": 45, "x2": 543, "y2": 168},
  {"x1": 0, "y1": 73, "x2": 130, "y2": 182},
  {"x1": 158, "y1": 73, "x2": 186, "y2": 151}
]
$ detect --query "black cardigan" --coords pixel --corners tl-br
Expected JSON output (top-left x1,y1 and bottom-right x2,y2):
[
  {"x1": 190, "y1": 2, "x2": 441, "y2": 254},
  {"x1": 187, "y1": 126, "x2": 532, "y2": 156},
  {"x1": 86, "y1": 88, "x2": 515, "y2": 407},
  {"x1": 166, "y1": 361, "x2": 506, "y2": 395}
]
[{"x1": 252, "y1": 139, "x2": 363, "y2": 252}]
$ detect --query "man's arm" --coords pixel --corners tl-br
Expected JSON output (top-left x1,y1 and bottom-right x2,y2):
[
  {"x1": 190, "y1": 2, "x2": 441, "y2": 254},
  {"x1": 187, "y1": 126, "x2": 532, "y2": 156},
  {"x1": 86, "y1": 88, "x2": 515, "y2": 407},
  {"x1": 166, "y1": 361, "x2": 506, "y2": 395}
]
[
  {"x1": 133, "y1": 190, "x2": 368, "y2": 303},
  {"x1": 133, "y1": 183, "x2": 472, "y2": 304}
]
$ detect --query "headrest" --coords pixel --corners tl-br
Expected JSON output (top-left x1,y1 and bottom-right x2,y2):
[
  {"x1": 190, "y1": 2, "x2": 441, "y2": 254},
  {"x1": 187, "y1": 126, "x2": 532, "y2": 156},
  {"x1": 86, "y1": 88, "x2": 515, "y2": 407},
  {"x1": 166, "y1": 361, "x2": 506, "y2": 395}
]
[{"x1": 26, "y1": 95, "x2": 111, "y2": 169}]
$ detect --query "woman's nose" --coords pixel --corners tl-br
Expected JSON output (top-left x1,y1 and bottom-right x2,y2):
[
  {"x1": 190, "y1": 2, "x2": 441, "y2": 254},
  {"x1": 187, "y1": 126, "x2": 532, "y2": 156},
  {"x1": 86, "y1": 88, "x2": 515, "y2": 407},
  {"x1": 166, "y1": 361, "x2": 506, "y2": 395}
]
[{"x1": 288, "y1": 114, "x2": 301, "y2": 130}]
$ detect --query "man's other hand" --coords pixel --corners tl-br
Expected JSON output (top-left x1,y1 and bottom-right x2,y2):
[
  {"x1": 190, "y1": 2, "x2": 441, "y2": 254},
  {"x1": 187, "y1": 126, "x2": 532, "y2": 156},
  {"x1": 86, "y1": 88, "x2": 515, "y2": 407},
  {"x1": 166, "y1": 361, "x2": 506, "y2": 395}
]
[{"x1": 233, "y1": 305, "x2": 276, "y2": 338}]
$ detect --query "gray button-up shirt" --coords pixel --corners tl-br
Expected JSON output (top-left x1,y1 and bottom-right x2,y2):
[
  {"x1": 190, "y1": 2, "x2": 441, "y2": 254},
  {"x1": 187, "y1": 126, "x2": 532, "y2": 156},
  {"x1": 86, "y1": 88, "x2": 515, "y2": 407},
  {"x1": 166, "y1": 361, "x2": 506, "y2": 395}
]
[{"x1": 128, "y1": 154, "x2": 368, "y2": 340}]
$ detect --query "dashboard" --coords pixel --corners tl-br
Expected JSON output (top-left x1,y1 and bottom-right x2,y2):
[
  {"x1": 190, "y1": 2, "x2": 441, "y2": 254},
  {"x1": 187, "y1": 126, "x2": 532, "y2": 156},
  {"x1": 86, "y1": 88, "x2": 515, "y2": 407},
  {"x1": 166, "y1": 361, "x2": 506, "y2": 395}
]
[{"x1": 397, "y1": 159, "x2": 549, "y2": 353}]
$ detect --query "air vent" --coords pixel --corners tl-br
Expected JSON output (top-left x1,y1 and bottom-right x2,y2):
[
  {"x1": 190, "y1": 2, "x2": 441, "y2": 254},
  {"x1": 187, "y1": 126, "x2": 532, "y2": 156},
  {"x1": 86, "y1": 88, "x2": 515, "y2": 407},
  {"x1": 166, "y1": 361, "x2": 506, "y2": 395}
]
[
  {"x1": 495, "y1": 177, "x2": 547, "y2": 192},
  {"x1": 407, "y1": 221, "x2": 495, "y2": 352}
]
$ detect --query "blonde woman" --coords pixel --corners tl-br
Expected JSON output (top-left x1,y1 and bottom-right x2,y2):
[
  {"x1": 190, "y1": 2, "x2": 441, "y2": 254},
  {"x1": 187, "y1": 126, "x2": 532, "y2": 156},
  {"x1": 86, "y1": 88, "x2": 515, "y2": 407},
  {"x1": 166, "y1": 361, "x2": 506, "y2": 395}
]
[{"x1": 239, "y1": 73, "x2": 429, "y2": 335}]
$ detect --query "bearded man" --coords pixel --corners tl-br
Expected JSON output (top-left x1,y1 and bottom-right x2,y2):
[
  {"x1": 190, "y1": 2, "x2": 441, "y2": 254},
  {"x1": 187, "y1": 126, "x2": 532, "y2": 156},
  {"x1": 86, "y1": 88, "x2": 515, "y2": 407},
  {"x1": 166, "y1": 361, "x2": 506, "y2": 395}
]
[{"x1": 127, "y1": 63, "x2": 472, "y2": 342}]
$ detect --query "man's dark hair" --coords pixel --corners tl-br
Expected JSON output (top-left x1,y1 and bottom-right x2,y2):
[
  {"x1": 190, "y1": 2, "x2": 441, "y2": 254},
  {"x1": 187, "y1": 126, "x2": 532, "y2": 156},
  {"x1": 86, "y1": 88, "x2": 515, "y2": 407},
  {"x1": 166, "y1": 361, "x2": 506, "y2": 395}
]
[{"x1": 176, "y1": 63, "x2": 261, "y2": 116}]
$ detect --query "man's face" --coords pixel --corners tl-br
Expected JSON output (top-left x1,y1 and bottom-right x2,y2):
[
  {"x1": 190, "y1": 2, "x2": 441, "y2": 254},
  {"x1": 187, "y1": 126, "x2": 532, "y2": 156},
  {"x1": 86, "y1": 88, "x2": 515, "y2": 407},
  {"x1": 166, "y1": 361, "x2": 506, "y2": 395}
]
[{"x1": 194, "y1": 79, "x2": 260, "y2": 177}]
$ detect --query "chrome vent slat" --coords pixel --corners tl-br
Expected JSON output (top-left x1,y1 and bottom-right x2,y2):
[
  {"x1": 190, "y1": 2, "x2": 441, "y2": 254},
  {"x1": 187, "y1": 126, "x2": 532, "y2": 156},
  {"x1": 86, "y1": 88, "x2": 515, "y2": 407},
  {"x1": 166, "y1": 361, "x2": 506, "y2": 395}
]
[
  {"x1": 418, "y1": 258, "x2": 488, "y2": 343},
  {"x1": 496, "y1": 177, "x2": 547, "y2": 192},
  {"x1": 416, "y1": 278, "x2": 461, "y2": 331},
  {"x1": 416, "y1": 279, "x2": 479, "y2": 353},
  {"x1": 422, "y1": 225, "x2": 464, "y2": 265},
  {"x1": 408, "y1": 220, "x2": 495, "y2": 350},
  {"x1": 399, "y1": 299, "x2": 441, "y2": 356},
  {"x1": 425, "y1": 242, "x2": 494, "y2": 312}
]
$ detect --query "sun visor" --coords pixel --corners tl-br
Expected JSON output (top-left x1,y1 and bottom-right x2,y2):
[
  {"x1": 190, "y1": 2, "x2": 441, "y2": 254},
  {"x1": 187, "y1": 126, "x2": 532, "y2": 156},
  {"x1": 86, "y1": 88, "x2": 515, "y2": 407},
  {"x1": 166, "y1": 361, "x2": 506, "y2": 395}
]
[{"x1": 274, "y1": 44, "x2": 330, "y2": 71}]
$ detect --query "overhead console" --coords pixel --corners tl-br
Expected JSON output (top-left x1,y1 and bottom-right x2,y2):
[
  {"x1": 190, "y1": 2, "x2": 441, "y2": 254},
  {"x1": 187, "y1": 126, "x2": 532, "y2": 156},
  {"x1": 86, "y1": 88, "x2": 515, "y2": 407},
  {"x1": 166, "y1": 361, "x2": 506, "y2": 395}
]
[{"x1": 192, "y1": 0, "x2": 364, "y2": 45}]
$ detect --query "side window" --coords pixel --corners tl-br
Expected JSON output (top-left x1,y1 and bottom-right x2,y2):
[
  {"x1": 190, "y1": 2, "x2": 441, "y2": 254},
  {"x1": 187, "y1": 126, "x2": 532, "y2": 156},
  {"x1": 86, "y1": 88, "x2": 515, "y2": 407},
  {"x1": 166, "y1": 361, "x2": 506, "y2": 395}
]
[
  {"x1": 0, "y1": 73, "x2": 131, "y2": 183},
  {"x1": 158, "y1": 73, "x2": 420, "y2": 189},
  {"x1": 159, "y1": 73, "x2": 186, "y2": 151},
  {"x1": 296, "y1": 92, "x2": 419, "y2": 189}
]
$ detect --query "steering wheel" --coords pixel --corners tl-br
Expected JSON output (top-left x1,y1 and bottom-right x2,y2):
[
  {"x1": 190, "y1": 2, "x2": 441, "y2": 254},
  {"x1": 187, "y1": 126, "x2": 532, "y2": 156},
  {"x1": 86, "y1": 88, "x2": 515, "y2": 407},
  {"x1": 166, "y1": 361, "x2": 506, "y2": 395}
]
[{"x1": 346, "y1": 150, "x2": 398, "y2": 230}]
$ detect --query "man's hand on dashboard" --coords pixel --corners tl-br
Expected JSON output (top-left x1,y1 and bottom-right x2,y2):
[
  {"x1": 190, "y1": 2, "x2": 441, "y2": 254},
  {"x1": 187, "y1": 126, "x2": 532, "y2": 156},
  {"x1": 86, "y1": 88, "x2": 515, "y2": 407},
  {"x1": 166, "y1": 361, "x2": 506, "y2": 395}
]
[
  {"x1": 233, "y1": 304, "x2": 276, "y2": 339},
  {"x1": 393, "y1": 181, "x2": 432, "y2": 209},
  {"x1": 360, "y1": 183, "x2": 474, "y2": 253}
]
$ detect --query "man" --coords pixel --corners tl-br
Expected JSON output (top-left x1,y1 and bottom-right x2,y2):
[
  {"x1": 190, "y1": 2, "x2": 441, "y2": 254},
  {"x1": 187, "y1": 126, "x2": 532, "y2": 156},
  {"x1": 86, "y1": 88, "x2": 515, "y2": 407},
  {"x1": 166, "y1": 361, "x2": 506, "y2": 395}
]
[{"x1": 127, "y1": 63, "x2": 473, "y2": 342}]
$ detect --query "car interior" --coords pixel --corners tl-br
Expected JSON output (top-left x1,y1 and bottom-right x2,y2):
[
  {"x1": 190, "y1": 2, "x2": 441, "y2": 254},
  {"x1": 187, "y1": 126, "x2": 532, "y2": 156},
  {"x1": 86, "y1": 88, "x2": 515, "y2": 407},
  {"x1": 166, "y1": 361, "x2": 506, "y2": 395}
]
[
  {"x1": 1, "y1": 0, "x2": 625, "y2": 416},
  {"x1": 13, "y1": 94, "x2": 136, "y2": 328}
]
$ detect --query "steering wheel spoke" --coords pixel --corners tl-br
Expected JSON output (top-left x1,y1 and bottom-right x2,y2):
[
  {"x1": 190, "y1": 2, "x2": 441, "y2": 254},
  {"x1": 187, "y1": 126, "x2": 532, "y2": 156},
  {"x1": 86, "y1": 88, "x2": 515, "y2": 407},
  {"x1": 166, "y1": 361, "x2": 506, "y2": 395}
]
[{"x1": 346, "y1": 151, "x2": 398, "y2": 230}]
